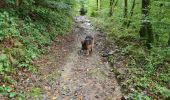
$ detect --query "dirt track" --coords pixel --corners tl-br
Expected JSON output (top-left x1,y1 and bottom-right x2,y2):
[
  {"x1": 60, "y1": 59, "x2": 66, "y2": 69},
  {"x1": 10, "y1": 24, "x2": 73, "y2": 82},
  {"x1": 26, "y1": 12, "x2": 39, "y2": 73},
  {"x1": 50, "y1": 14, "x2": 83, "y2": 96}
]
[{"x1": 25, "y1": 16, "x2": 122, "y2": 100}]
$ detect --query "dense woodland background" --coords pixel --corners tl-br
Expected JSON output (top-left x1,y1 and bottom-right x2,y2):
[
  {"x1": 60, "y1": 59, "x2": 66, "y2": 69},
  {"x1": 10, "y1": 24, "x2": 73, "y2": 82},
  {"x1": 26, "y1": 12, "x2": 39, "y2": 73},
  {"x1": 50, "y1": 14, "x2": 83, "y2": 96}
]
[{"x1": 0, "y1": 0, "x2": 170, "y2": 99}]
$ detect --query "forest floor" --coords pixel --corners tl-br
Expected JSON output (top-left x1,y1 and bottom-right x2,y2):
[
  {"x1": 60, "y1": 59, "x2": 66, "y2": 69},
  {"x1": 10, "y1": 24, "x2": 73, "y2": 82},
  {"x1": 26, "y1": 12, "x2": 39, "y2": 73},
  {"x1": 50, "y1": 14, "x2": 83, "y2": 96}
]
[{"x1": 19, "y1": 16, "x2": 123, "y2": 100}]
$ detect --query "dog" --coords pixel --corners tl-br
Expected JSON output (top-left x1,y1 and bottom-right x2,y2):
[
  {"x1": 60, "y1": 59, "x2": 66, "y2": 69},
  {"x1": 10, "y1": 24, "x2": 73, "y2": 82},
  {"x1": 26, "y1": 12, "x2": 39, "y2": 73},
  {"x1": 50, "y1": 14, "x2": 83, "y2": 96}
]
[{"x1": 81, "y1": 35, "x2": 94, "y2": 55}]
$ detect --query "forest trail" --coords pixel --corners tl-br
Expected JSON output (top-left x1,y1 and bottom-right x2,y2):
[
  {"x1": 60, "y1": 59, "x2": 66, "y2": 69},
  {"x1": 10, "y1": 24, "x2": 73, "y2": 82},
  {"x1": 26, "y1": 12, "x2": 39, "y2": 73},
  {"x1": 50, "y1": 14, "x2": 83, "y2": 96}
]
[{"x1": 25, "y1": 16, "x2": 122, "y2": 100}]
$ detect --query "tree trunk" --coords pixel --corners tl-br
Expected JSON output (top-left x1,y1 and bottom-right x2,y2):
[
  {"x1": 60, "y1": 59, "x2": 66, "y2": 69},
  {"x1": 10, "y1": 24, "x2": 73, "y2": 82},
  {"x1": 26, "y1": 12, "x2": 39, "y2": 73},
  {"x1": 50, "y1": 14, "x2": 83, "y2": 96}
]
[
  {"x1": 0, "y1": 0, "x2": 5, "y2": 8},
  {"x1": 124, "y1": 0, "x2": 128, "y2": 25},
  {"x1": 127, "y1": 0, "x2": 136, "y2": 27},
  {"x1": 139, "y1": 0, "x2": 152, "y2": 37},
  {"x1": 168, "y1": 34, "x2": 170, "y2": 46},
  {"x1": 97, "y1": 0, "x2": 99, "y2": 10},
  {"x1": 109, "y1": 0, "x2": 114, "y2": 17},
  {"x1": 139, "y1": 0, "x2": 153, "y2": 48},
  {"x1": 109, "y1": 0, "x2": 118, "y2": 17},
  {"x1": 100, "y1": 0, "x2": 102, "y2": 9},
  {"x1": 16, "y1": 0, "x2": 19, "y2": 7},
  {"x1": 114, "y1": 0, "x2": 118, "y2": 7}
]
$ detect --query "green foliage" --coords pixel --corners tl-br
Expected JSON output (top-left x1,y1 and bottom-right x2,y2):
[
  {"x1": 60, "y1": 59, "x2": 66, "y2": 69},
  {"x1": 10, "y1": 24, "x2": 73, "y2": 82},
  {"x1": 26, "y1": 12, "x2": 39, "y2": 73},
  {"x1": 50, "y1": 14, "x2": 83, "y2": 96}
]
[
  {"x1": 0, "y1": 12, "x2": 20, "y2": 41},
  {"x1": 151, "y1": 1, "x2": 170, "y2": 46},
  {"x1": 0, "y1": 54, "x2": 11, "y2": 74},
  {"x1": 128, "y1": 92, "x2": 150, "y2": 100},
  {"x1": 4, "y1": 0, "x2": 16, "y2": 5},
  {"x1": 0, "y1": 84, "x2": 25, "y2": 99},
  {"x1": 0, "y1": 0, "x2": 76, "y2": 99},
  {"x1": 29, "y1": 87, "x2": 41, "y2": 98}
]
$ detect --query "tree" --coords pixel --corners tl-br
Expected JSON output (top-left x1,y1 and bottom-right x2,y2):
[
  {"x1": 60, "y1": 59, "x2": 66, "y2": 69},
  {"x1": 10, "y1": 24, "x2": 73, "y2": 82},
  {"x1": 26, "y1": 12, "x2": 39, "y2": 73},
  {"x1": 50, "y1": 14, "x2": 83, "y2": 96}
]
[
  {"x1": 16, "y1": 0, "x2": 19, "y2": 7},
  {"x1": 109, "y1": 0, "x2": 114, "y2": 17},
  {"x1": 109, "y1": 0, "x2": 118, "y2": 17},
  {"x1": 124, "y1": 0, "x2": 128, "y2": 25},
  {"x1": 127, "y1": 0, "x2": 136, "y2": 27},
  {"x1": 139, "y1": 0, "x2": 153, "y2": 48},
  {"x1": 97, "y1": 0, "x2": 99, "y2": 10},
  {"x1": 0, "y1": 0, "x2": 5, "y2": 8},
  {"x1": 168, "y1": 35, "x2": 170, "y2": 46},
  {"x1": 100, "y1": 0, "x2": 102, "y2": 9}
]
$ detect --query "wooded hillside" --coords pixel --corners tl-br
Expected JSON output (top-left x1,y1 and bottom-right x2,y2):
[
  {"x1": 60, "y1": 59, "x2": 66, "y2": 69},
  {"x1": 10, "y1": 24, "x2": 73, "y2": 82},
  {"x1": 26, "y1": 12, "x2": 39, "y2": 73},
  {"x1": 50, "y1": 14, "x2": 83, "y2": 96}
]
[{"x1": 0, "y1": 0, "x2": 75, "y2": 99}]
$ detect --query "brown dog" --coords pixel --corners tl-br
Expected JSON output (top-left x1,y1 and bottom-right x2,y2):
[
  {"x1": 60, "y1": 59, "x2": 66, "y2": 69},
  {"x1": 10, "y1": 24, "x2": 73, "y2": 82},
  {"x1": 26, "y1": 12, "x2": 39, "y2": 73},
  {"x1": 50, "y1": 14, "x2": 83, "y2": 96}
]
[{"x1": 81, "y1": 35, "x2": 94, "y2": 55}]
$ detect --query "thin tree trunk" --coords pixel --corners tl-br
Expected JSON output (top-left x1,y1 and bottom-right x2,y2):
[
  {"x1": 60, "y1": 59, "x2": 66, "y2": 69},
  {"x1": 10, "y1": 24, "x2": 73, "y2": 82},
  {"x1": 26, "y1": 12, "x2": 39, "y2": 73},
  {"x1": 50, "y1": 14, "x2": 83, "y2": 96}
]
[
  {"x1": 100, "y1": 0, "x2": 101, "y2": 9},
  {"x1": 97, "y1": 0, "x2": 99, "y2": 10},
  {"x1": 168, "y1": 34, "x2": 170, "y2": 46},
  {"x1": 124, "y1": 0, "x2": 128, "y2": 25},
  {"x1": 16, "y1": 0, "x2": 19, "y2": 7},
  {"x1": 0, "y1": 0, "x2": 5, "y2": 8},
  {"x1": 139, "y1": 0, "x2": 153, "y2": 48},
  {"x1": 130, "y1": 0, "x2": 136, "y2": 16},
  {"x1": 109, "y1": 0, "x2": 114, "y2": 17},
  {"x1": 114, "y1": 0, "x2": 118, "y2": 7},
  {"x1": 113, "y1": 0, "x2": 118, "y2": 12},
  {"x1": 109, "y1": 0, "x2": 118, "y2": 17},
  {"x1": 127, "y1": 0, "x2": 136, "y2": 27},
  {"x1": 139, "y1": 0, "x2": 152, "y2": 37}
]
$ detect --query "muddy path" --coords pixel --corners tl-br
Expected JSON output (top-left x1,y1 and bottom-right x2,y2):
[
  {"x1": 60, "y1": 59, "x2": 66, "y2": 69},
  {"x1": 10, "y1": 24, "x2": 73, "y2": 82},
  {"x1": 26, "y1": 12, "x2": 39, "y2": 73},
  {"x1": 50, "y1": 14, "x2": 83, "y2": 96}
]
[{"x1": 24, "y1": 16, "x2": 122, "y2": 100}]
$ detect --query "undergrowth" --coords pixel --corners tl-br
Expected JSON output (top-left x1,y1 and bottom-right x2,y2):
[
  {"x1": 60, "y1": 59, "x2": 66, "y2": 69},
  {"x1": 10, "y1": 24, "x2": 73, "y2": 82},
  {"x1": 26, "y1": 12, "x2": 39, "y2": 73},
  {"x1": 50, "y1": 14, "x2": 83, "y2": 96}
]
[{"x1": 0, "y1": 0, "x2": 75, "y2": 99}]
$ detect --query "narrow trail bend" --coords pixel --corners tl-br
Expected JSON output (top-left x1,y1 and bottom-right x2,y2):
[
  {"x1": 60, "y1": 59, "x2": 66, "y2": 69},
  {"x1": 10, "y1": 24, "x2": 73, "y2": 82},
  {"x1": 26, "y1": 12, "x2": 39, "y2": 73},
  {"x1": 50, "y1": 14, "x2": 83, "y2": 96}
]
[{"x1": 26, "y1": 16, "x2": 122, "y2": 100}]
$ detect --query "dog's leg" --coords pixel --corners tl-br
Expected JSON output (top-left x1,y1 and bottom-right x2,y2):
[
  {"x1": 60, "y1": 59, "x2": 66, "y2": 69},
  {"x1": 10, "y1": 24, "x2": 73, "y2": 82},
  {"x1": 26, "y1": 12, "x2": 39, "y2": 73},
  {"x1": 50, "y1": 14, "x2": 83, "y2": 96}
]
[
  {"x1": 89, "y1": 45, "x2": 92, "y2": 54},
  {"x1": 86, "y1": 50, "x2": 90, "y2": 55}
]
